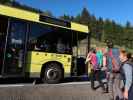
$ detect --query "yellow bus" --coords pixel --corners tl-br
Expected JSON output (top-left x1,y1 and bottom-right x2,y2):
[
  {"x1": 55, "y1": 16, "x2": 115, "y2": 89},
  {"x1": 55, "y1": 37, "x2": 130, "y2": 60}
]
[{"x1": 0, "y1": 4, "x2": 90, "y2": 83}]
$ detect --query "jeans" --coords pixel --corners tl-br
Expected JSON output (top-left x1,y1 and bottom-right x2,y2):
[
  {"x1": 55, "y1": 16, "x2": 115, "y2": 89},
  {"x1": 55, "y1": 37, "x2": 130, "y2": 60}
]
[
  {"x1": 128, "y1": 85, "x2": 133, "y2": 100},
  {"x1": 107, "y1": 73, "x2": 124, "y2": 100}
]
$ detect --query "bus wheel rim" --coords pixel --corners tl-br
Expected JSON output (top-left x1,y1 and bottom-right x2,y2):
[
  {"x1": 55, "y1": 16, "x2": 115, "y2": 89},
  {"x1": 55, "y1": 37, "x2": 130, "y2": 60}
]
[{"x1": 46, "y1": 69, "x2": 58, "y2": 79}]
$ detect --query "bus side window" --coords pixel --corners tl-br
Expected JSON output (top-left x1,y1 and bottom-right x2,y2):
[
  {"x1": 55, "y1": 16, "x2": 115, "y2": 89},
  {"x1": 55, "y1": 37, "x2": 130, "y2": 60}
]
[
  {"x1": 28, "y1": 39, "x2": 39, "y2": 51},
  {"x1": 34, "y1": 43, "x2": 41, "y2": 51},
  {"x1": 40, "y1": 41, "x2": 50, "y2": 51},
  {"x1": 56, "y1": 39, "x2": 66, "y2": 53},
  {"x1": 65, "y1": 44, "x2": 71, "y2": 54},
  {"x1": 28, "y1": 43, "x2": 34, "y2": 51}
]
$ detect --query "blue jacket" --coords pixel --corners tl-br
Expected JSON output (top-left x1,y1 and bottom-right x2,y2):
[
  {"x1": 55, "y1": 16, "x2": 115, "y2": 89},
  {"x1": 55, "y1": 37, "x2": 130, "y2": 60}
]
[{"x1": 122, "y1": 63, "x2": 133, "y2": 91}]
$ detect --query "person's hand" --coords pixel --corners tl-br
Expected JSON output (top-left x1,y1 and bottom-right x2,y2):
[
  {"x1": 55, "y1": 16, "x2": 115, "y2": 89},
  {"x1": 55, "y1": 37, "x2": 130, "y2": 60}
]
[
  {"x1": 101, "y1": 66, "x2": 107, "y2": 71},
  {"x1": 123, "y1": 89, "x2": 128, "y2": 100}
]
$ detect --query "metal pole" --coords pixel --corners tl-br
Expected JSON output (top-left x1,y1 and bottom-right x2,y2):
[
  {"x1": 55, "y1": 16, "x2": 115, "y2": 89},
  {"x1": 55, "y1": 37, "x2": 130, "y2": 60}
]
[{"x1": 2, "y1": 18, "x2": 10, "y2": 75}]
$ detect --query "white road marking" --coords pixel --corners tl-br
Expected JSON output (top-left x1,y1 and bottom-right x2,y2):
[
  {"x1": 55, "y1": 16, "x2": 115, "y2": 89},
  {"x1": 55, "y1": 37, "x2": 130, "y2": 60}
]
[
  {"x1": 59, "y1": 81, "x2": 91, "y2": 85},
  {"x1": 0, "y1": 81, "x2": 91, "y2": 87},
  {"x1": 0, "y1": 84, "x2": 25, "y2": 87},
  {"x1": 38, "y1": 81, "x2": 91, "y2": 86}
]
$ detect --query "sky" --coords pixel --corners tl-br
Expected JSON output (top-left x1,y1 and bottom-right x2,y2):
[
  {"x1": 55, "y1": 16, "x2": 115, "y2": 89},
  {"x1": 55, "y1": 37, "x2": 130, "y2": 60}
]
[{"x1": 15, "y1": 0, "x2": 133, "y2": 25}]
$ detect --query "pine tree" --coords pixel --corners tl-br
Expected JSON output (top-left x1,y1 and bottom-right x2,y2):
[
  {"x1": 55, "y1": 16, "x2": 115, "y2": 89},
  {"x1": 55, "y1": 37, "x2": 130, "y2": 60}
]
[
  {"x1": 73, "y1": 14, "x2": 81, "y2": 23},
  {"x1": 41, "y1": 10, "x2": 53, "y2": 17},
  {"x1": 80, "y1": 7, "x2": 91, "y2": 25},
  {"x1": 0, "y1": 0, "x2": 12, "y2": 4},
  {"x1": 59, "y1": 14, "x2": 71, "y2": 21}
]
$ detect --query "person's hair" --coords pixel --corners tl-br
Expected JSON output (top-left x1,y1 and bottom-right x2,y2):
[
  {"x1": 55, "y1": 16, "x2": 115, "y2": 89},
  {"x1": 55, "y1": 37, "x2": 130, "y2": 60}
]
[
  {"x1": 120, "y1": 49, "x2": 127, "y2": 57},
  {"x1": 127, "y1": 53, "x2": 132, "y2": 59},
  {"x1": 89, "y1": 48, "x2": 95, "y2": 53},
  {"x1": 107, "y1": 41, "x2": 113, "y2": 48},
  {"x1": 127, "y1": 53, "x2": 133, "y2": 62},
  {"x1": 120, "y1": 49, "x2": 133, "y2": 61},
  {"x1": 90, "y1": 48, "x2": 96, "y2": 53}
]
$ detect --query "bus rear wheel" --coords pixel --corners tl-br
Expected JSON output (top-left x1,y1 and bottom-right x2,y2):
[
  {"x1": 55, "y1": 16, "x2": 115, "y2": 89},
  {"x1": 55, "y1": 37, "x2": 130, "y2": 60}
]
[{"x1": 42, "y1": 63, "x2": 63, "y2": 84}]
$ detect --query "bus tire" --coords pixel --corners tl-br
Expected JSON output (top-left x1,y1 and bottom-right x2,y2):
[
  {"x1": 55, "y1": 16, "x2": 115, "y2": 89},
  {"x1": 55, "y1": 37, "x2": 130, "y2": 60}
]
[{"x1": 43, "y1": 62, "x2": 63, "y2": 84}]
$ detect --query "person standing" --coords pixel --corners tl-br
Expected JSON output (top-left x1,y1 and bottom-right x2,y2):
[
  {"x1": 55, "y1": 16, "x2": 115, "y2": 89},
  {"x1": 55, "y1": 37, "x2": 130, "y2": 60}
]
[
  {"x1": 119, "y1": 50, "x2": 133, "y2": 100},
  {"x1": 106, "y1": 41, "x2": 123, "y2": 100},
  {"x1": 102, "y1": 48, "x2": 109, "y2": 93},
  {"x1": 96, "y1": 48, "x2": 103, "y2": 68},
  {"x1": 96, "y1": 48, "x2": 106, "y2": 92},
  {"x1": 85, "y1": 48, "x2": 105, "y2": 92},
  {"x1": 85, "y1": 48, "x2": 97, "y2": 90}
]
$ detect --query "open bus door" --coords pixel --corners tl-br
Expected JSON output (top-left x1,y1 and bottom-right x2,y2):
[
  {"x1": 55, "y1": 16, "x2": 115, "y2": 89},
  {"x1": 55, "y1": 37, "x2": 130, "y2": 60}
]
[
  {"x1": 71, "y1": 31, "x2": 89, "y2": 77},
  {"x1": 1, "y1": 18, "x2": 27, "y2": 77}
]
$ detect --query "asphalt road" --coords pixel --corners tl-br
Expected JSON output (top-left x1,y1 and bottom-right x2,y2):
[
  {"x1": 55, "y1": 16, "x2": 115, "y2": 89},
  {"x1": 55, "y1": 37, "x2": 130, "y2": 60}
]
[{"x1": 0, "y1": 78, "x2": 111, "y2": 100}]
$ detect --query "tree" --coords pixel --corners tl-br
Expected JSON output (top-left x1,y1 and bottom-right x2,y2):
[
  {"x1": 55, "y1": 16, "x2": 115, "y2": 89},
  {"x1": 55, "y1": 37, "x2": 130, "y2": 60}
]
[
  {"x1": 126, "y1": 21, "x2": 131, "y2": 29},
  {"x1": 80, "y1": 7, "x2": 91, "y2": 25},
  {"x1": 95, "y1": 17, "x2": 104, "y2": 41},
  {"x1": 89, "y1": 15, "x2": 97, "y2": 38},
  {"x1": 59, "y1": 14, "x2": 71, "y2": 21},
  {"x1": 123, "y1": 21, "x2": 133, "y2": 48},
  {"x1": 70, "y1": 16, "x2": 74, "y2": 21},
  {"x1": 41, "y1": 10, "x2": 53, "y2": 17},
  {"x1": 73, "y1": 14, "x2": 81, "y2": 23},
  {"x1": 0, "y1": 0, "x2": 11, "y2": 4}
]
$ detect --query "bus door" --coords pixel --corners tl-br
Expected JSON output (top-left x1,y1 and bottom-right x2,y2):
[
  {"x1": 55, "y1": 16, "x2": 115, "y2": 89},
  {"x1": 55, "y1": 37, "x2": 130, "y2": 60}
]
[
  {"x1": 3, "y1": 19, "x2": 27, "y2": 76},
  {"x1": 72, "y1": 32, "x2": 89, "y2": 76},
  {"x1": 0, "y1": 16, "x2": 8, "y2": 75}
]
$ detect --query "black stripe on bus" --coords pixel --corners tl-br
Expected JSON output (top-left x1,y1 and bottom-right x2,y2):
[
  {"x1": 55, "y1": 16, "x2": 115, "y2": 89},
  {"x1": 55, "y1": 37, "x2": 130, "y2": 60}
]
[{"x1": 39, "y1": 15, "x2": 71, "y2": 28}]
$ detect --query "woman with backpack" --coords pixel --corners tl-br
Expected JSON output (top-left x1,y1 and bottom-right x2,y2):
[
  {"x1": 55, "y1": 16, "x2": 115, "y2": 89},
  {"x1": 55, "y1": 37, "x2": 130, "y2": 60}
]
[
  {"x1": 85, "y1": 48, "x2": 97, "y2": 90},
  {"x1": 119, "y1": 49, "x2": 133, "y2": 100},
  {"x1": 106, "y1": 42, "x2": 123, "y2": 100},
  {"x1": 85, "y1": 48, "x2": 105, "y2": 92}
]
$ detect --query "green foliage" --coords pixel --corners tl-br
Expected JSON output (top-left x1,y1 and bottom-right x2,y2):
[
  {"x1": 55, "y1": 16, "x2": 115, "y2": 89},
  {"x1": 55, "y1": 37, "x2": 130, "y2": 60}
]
[
  {"x1": 59, "y1": 14, "x2": 72, "y2": 21},
  {"x1": 0, "y1": 0, "x2": 11, "y2": 4},
  {"x1": 73, "y1": 14, "x2": 81, "y2": 23},
  {"x1": 80, "y1": 8, "x2": 91, "y2": 25},
  {"x1": 58, "y1": 7, "x2": 133, "y2": 50},
  {"x1": 41, "y1": 10, "x2": 53, "y2": 17}
]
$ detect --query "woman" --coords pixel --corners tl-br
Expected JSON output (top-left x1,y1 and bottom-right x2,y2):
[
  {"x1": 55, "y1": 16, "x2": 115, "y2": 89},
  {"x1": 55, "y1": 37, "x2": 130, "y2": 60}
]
[
  {"x1": 85, "y1": 48, "x2": 105, "y2": 92},
  {"x1": 119, "y1": 50, "x2": 133, "y2": 100},
  {"x1": 85, "y1": 48, "x2": 97, "y2": 90}
]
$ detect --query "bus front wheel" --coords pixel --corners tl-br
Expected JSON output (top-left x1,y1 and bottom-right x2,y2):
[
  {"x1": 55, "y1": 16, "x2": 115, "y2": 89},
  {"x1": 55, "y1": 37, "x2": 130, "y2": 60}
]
[{"x1": 42, "y1": 63, "x2": 63, "y2": 84}]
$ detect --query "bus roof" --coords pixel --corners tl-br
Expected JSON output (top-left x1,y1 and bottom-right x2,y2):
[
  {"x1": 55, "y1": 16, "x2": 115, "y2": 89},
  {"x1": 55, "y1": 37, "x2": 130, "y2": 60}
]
[{"x1": 0, "y1": 4, "x2": 89, "y2": 33}]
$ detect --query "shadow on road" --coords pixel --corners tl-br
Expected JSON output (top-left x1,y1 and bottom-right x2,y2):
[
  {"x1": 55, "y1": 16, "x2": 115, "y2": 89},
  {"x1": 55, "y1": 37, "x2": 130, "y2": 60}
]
[{"x1": 0, "y1": 75, "x2": 90, "y2": 85}]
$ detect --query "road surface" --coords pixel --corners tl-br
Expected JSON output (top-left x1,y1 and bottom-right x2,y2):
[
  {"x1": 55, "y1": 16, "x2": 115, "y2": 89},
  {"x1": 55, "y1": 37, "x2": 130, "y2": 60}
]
[{"x1": 0, "y1": 79, "x2": 111, "y2": 100}]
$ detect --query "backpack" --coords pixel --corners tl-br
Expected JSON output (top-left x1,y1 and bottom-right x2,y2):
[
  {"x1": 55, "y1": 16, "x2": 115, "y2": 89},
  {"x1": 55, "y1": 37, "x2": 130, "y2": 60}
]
[
  {"x1": 96, "y1": 50, "x2": 103, "y2": 68},
  {"x1": 120, "y1": 61, "x2": 133, "y2": 84},
  {"x1": 106, "y1": 48, "x2": 121, "y2": 72}
]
